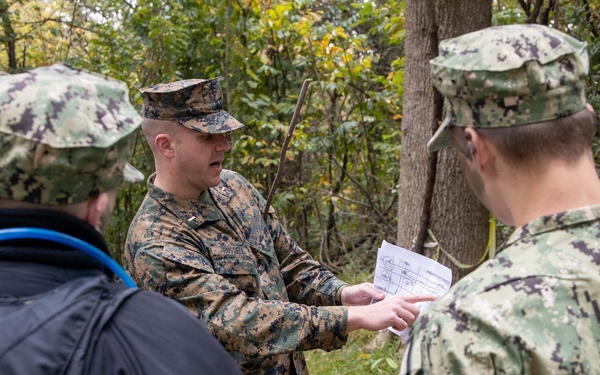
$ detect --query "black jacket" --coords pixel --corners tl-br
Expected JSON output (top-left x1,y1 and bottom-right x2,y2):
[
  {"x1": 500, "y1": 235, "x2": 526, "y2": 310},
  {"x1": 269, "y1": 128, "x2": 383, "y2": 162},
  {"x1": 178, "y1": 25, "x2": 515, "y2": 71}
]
[{"x1": 0, "y1": 209, "x2": 242, "y2": 374}]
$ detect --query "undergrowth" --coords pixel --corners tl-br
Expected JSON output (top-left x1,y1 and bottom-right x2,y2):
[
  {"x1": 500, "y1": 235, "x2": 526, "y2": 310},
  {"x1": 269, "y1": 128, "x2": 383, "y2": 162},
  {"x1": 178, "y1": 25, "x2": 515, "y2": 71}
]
[
  {"x1": 305, "y1": 254, "x2": 408, "y2": 375},
  {"x1": 306, "y1": 330, "x2": 407, "y2": 375}
]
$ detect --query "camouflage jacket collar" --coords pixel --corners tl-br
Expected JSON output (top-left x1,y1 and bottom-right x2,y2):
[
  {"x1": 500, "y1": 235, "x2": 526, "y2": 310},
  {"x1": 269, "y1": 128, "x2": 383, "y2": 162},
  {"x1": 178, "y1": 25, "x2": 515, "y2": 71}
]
[
  {"x1": 504, "y1": 203, "x2": 600, "y2": 249},
  {"x1": 146, "y1": 173, "x2": 233, "y2": 229}
]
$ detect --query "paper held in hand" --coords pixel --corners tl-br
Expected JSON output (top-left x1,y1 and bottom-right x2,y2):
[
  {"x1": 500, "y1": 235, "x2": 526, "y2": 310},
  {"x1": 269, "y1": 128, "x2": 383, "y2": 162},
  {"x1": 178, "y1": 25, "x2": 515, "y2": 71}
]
[{"x1": 372, "y1": 240, "x2": 452, "y2": 340}]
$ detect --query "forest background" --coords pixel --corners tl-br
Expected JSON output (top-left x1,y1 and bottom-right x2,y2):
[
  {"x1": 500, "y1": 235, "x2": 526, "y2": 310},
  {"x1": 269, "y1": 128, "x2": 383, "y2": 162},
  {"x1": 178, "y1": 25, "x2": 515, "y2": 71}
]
[{"x1": 1, "y1": 0, "x2": 598, "y2": 373}]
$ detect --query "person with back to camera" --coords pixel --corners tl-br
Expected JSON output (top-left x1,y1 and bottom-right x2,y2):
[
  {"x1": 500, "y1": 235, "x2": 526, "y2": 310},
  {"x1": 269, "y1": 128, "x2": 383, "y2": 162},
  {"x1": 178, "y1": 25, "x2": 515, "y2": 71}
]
[
  {"x1": 125, "y1": 78, "x2": 437, "y2": 374},
  {"x1": 0, "y1": 64, "x2": 242, "y2": 374},
  {"x1": 401, "y1": 24, "x2": 600, "y2": 374}
]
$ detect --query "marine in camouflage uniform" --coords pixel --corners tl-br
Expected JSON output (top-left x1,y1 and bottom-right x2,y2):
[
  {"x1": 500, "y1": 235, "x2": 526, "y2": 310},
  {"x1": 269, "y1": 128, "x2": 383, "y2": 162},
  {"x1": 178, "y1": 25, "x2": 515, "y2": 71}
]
[
  {"x1": 126, "y1": 78, "x2": 348, "y2": 374},
  {"x1": 127, "y1": 78, "x2": 433, "y2": 374},
  {"x1": 401, "y1": 25, "x2": 600, "y2": 374}
]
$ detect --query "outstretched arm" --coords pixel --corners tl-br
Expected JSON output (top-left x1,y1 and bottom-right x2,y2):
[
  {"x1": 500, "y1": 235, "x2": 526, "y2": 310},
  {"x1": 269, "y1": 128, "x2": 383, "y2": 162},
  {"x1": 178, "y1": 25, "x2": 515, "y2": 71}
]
[
  {"x1": 347, "y1": 294, "x2": 436, "y2": 332},
  {"x1": 340, "y1": 282, "x2": 436, "y2": 332}
]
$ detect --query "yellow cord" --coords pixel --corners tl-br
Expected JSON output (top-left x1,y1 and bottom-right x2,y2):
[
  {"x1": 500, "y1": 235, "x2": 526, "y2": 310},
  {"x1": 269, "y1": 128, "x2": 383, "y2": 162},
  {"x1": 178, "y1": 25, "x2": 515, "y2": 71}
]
[{"x1": 426, "y1": 214, "x2": 496, "y2": 269}]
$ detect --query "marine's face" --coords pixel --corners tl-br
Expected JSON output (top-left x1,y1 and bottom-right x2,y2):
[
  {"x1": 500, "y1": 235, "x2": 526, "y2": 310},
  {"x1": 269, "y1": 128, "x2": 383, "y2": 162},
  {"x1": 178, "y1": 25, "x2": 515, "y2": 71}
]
[{"x1": 173, "y1": 127, "x2": 231, "y2": 195}]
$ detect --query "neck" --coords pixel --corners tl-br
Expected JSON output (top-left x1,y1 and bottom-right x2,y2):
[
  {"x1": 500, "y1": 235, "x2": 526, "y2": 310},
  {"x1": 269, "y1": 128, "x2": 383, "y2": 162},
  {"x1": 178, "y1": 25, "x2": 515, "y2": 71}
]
[
  {"x1": 503, "y1": 155, "x2": 600, "y2": 228},
  {"x1": 152, "y1": 165, "x2": 204, "y2": 201}
]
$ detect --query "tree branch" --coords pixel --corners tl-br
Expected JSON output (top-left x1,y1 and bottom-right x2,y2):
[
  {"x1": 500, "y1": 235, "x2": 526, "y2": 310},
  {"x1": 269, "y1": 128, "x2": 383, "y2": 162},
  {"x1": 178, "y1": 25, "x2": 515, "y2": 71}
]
[
  {"x1": 529, "y1": 0, "x2": 544, "y2": 24},
  {"x1": 518, "y1": 0, "x2": 531, "y2": 16},
  {"x1": 316, "y1": 189, "x2": 397, "y2": 234},
  {"x1": 583, "y1": 0, "x2": 599, "y2": 37},
  {"x1": 263, "y1": 79, "x2": 312, "y2": 220}
]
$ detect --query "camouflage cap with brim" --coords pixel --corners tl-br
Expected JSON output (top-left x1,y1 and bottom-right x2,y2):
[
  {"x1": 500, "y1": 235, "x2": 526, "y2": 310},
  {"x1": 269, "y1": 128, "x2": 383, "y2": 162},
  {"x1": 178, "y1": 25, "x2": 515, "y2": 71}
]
[
  {"x1": 0, "y1": 63, "x2": 143, "y2": 205},
  {"x1": 427, "y1": 24, "x2": 589, "y2": 153},
  {"x1": 140, "y1": 78, "x2": 244, "y2": 134}
]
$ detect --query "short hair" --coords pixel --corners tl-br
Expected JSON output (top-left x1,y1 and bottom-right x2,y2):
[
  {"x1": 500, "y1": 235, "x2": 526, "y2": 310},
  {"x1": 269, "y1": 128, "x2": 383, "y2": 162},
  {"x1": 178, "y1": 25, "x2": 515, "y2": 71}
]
[
  {"x1": 141, "y1": 118, "x2": 182, "y2": 153},
  {"x1": 451, "y1": 109, "x2": 597, "y2": 171}
]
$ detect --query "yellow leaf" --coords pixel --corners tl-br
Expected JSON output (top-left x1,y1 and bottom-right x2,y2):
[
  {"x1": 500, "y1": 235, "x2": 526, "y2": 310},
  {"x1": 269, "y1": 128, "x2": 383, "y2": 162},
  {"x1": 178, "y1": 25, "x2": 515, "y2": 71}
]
[
  {"x1": 329, "y1": 45, "x2": 343, "y2": 54},
  {"x1": 334, "y1": 27, "x2": 348, "y2": 39},
  {"x1": 321, "y1": 34, "x2": 331, "y2": 48},
  {"x1": 260, "y1": 51, "x2": 271, "y2": 65}
]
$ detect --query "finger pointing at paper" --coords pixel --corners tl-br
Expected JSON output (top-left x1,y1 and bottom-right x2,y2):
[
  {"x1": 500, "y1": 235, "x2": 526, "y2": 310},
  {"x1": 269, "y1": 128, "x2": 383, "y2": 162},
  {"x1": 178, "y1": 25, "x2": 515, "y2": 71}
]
[{"x1": 346, "y1": 294, "x2": 437, "y2": 333}]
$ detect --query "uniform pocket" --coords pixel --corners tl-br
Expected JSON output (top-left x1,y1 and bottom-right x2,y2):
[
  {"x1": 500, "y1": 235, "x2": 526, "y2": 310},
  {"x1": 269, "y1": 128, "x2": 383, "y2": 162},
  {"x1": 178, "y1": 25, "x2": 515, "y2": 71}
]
[{"x1": 211, "y1": 252, "x2": 259, "y2": 296}]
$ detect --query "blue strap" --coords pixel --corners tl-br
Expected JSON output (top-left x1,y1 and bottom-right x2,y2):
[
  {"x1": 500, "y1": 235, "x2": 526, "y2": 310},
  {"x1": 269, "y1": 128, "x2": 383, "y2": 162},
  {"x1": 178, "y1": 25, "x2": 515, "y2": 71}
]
[{"x1": 0, "y1": 227, "x2": 137, "y2": 288}]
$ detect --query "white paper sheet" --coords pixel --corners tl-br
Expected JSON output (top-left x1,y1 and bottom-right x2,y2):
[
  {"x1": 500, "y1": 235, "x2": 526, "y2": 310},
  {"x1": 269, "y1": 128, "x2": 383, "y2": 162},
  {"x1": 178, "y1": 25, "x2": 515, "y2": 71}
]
[{"x1": 373, "y1": 240, "x2": 452, "y2": 340}]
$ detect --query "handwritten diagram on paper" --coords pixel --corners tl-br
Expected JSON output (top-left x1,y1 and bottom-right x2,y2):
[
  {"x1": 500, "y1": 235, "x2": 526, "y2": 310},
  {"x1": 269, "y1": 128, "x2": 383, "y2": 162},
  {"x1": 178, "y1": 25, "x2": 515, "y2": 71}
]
[{"x1": 373, "y1": 240, "x2": 452, "y2": 339}]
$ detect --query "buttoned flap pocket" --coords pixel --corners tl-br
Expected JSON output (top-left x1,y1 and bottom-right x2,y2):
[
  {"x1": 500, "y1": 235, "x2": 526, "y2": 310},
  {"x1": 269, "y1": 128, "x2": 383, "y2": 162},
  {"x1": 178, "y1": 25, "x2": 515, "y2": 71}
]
[
  {"x1": 211, "y1": 252, "x2": 257, "y2": 275},
  {"x1": 211, "y1": 251, "x2": 259, "y2": 296}
]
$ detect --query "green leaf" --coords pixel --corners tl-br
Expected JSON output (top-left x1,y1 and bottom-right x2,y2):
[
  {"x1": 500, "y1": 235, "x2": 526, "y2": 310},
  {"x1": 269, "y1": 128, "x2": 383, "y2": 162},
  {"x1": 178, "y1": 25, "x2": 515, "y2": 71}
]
[
  {"x1": 370, "y1": 358, "x2": 383, "y2": 370},
  {"x1": 386, "y1": 358, "x2": 399, "y2": 370}
]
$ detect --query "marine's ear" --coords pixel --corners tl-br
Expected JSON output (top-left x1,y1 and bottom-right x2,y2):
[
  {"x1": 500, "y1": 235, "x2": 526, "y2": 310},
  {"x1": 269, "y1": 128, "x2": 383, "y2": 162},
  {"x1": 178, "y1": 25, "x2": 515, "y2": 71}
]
[
  {"x1": 155, "y1": 133, "x2": 176, "y2": 158},
  {"x1": 463, "y1": 128, "x2": 491, "y2": 172},
  {"x1": 586, "y1": 103, "x2": 595, "y2": 113}
]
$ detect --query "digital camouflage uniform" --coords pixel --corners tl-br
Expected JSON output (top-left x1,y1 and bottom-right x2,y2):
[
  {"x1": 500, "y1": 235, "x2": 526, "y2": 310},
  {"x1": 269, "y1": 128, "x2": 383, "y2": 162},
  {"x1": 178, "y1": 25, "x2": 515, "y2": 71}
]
[
  {"x1": 126, "y1": 79, "x2": 349, "y2": 375},
  {"x1": 402, "y1": 206, "x2": 600, "y2": 374},
  {"x1": 402, "y1": 25, "x2": 600, "y2": 374},
  {"x1": 0, "y1": 63, "x2": 143, "y2": 204}
]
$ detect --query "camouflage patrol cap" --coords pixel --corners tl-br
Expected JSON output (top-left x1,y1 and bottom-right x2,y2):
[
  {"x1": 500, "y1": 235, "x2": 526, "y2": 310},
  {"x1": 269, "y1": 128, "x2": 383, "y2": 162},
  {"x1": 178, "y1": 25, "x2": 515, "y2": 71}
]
[
  {"x1": 428, "y1": 24, "x2": 589, "y2": 152},
  {"x1": 139, "y1": 78, "x2": 244, "y2": 134},
  {"x1": 0, "y1": 63, "x2": 144, "y2": 205}
]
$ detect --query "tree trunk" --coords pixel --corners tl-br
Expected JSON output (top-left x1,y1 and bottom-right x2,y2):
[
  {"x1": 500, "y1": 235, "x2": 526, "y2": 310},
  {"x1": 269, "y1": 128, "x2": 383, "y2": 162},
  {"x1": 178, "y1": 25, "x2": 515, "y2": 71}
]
[
  {"x1": 397, "y1": 0, "x2": 492, "y2": 283},
  {"x1": 0, "y1": 0, "x2": 17, "y2": 70}
]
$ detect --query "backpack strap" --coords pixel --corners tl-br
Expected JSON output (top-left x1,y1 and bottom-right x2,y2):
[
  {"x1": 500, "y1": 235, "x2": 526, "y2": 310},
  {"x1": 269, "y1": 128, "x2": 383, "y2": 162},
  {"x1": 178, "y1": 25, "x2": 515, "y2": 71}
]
[
  {"x1": 74, "y1": 279, "x2": 140, "y2": 374},
  {"x1": 0, "y1": 275, "x2": 139, "y2": 375}
]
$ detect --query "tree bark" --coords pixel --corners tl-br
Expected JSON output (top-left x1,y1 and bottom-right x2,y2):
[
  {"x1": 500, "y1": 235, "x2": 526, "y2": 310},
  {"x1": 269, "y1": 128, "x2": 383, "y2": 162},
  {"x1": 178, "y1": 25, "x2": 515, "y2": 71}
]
[
  {"x1": 397, "y1": 0, "x2": 492, "y2": 283},
  {"x1": 397, "y1": 0, "x2": 438, "y2": 253},
  {"x1": 0, "y1": 0, "x2": 17, "y2": 70}
]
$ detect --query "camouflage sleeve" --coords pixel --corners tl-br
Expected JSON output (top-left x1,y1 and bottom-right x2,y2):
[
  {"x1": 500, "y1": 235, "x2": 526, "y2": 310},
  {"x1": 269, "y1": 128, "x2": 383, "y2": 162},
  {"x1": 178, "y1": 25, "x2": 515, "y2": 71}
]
[
  {"x1": 130, "y1": 242, "x2": 349, "y2": 355},
  {"x1": 267, "y1": 213, "x2": 349, "y2": 307}
]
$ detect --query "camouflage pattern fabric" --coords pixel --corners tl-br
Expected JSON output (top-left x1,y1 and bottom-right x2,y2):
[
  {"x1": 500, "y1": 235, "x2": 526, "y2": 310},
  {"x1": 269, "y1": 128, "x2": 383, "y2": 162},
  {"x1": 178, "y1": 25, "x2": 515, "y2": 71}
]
[
  {"x1": 125, "y1": 170, "x2": 349, "y2": 375},
  {"x1": 401, "y1": 205, "x2": 600, "y2": 374},
  {"x1": 0, "y1": 63, "x2": 143, "y2": 204},
  {"x1": 428, "y1": 24, "x2": 589, "y2": 152},
  {"x1": 140, "y1": 78, "x2": 244, "y2": 134}
]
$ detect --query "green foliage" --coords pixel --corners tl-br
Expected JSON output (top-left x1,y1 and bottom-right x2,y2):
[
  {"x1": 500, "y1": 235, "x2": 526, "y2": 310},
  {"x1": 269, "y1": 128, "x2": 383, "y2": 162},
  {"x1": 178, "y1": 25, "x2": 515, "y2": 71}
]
[
  {"x1": 306, "y1": 330, "x2": 405, "y2": 375},
  {"x1": 302, "y1": 254, "x2": 404, "y2": 374}
]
